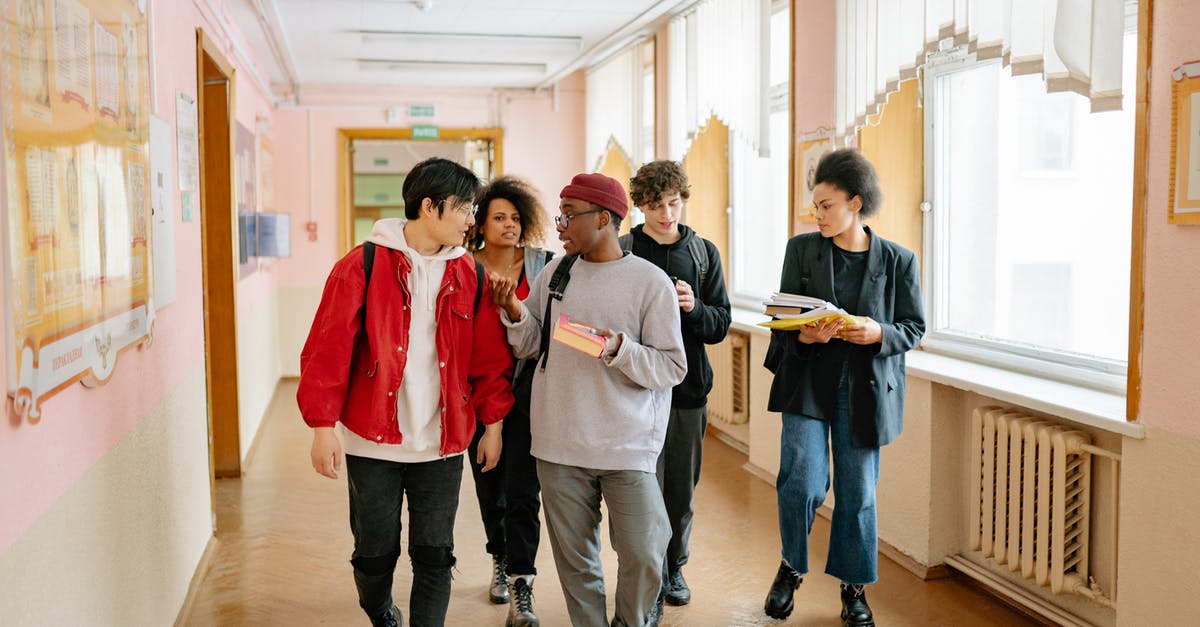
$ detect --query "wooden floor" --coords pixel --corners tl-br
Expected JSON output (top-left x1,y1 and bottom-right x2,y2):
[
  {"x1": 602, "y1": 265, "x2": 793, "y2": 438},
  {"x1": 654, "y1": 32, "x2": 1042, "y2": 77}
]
[{"x1": 184, "y1": 380, "x2": 1034, "y2": 626}]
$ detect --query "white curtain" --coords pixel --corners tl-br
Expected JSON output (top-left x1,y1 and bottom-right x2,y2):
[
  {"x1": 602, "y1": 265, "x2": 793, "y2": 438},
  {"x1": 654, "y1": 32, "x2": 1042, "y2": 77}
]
[
  {"x1": 836, "y1": 0, "x2": 1129, "y2": 140},
  {"x1": 668, "y1": 0, "x2": 770, "y2": 159},
  {"x1": 585, "y1": 47, "x2": 638, "y2": 171},
  {"x1": 667, "y1": 16, "x2": 689, "y2": 161}
]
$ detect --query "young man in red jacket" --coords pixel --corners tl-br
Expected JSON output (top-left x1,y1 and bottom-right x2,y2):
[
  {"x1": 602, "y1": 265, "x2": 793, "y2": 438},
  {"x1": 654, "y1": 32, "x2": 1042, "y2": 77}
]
[{"x1": 298, "y1": 157, "x2": 515, "y2": 627}]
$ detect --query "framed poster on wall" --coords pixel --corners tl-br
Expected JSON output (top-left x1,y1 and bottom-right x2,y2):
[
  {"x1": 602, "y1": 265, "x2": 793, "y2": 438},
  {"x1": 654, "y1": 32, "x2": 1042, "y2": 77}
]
[
  {"x1": 1169, "y1": 60, "x2": 1200, "y2": 225},
  {"x1": 2, "y1": 0, "x2": 155, "y2": 422},
  {"x1": 792, "y1": 128, "x2": 835, "y2": 234}
]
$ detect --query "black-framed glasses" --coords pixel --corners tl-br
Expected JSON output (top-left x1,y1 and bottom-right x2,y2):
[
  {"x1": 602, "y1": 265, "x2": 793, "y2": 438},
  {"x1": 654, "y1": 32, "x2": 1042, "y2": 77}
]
[
  {"x1": 438, "y1": 199, "x2": 478, "y2": 219},
  {"x1": 554, "y1": 208, "x2": 603, "y2": 228}
]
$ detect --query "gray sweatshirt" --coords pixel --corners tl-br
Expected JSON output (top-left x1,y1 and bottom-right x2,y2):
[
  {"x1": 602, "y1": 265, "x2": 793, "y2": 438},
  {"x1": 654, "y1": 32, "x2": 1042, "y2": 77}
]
[{"x1": 502, "y1": 253, "x2": 687, "y2": 472}]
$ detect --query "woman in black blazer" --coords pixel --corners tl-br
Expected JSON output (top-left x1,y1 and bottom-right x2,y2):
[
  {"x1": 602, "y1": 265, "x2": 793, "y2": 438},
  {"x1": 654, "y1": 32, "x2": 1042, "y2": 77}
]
[{"x1": 762, "y1": 149, "x2": 925, "y2": 626}]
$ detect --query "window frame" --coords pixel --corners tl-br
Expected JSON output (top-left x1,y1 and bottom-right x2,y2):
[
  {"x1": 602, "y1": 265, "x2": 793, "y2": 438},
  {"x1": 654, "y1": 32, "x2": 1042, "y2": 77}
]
[
  {"x1": 727, "y1": 0, "x2": 791, "y2": 310},
  {"x1": 921, "y1": 53, "x2": 1129, "y2": 394}
]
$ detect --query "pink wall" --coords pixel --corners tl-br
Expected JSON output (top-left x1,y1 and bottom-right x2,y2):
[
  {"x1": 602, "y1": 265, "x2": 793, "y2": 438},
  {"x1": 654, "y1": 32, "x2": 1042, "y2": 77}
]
[
  {"x1": 0, "y1": 0, "x2": 277, "y2": 549},
  {"x1": 793, "y1": 0, "x2": 836, "y2": 136},
  {"x1": 273, "y1": 75, "x2": 587, "y2": 289},
  {"x1": 1139, "y1": 0, "x2": 1200, "y2": 437}
]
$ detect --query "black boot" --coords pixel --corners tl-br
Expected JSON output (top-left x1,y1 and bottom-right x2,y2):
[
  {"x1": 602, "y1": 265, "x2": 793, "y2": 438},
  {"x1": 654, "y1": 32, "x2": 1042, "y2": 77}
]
[
  {"x1": 763, "y1": 561, "x2": 802, "y2": 619},
  {"x1": 490, "y1": 555, "x2": 511, "y2": 604},
  {"x1": 369, "y1": 605, "x2": 403, "y2": 627},
  {"x1": 840, "y1": 583, "x2": 874, "y2": 627},
  {"x1": 506, "y1": 576, "x2": 539, "y2": 627}
]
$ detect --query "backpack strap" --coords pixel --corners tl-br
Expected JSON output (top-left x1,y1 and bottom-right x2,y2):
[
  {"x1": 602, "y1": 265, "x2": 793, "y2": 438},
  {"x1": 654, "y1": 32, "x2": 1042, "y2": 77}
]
[
  {"x1": 474, "y1": 259, "x2": 485, "y2": 314},
  {"x1": 687, "y1": 237, "x2": 709, "y2": 290},
  {"x1": 361, "y1": 241, "x2": 376, "y2": 332},
  {"x1": 538, "y1": 254, "x2": 579, "y2": 371},
  {"x1": 618, "y1": 232, "x2": 633, "y2": 255}
]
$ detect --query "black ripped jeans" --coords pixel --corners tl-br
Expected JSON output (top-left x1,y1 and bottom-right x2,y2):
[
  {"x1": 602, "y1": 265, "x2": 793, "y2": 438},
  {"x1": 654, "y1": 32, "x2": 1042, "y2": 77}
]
[{"x1": 346, "y1": 454, "x2": 463, "y2": 626}]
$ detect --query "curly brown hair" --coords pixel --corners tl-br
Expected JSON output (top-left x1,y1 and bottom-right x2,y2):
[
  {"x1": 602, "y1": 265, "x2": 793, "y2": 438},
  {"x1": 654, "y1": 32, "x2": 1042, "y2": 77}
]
[
  {"x1": 629, "y1": 160, "x2": 691, "y2": 207},
  {"x1": 467, "y1": 176, "x2": 548, "y2": 251}
]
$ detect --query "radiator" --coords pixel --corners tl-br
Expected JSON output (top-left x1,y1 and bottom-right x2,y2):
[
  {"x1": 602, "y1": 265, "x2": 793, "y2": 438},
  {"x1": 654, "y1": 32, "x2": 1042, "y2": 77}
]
[
  {"x1": 968, "y1": 406, "x2": 1098, "y2": 598},
  {"x1": 706, "y1": 330, "x2": 748, "y2": 425}
]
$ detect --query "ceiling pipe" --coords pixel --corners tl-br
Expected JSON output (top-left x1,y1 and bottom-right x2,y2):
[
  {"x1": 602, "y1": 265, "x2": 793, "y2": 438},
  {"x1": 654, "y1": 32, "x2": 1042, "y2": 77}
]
[
  {"x1": 249, "y1": 0, "x2": 301, "y2": 101},
  {"x1": 532, "y1": 0, "x2": 689, "y2": 90}
]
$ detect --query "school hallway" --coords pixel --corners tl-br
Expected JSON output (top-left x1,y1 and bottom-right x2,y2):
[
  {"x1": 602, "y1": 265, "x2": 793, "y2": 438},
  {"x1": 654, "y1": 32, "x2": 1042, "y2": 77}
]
[{"x1": 181, "y1": 380, "x2": 1032, "y2": 627}]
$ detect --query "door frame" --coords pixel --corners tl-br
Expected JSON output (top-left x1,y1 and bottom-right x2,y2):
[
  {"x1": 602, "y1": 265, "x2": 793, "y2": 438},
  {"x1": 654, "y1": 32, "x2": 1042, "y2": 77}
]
[
  {"x1": 196, "y1": 29, "x2": 242, "y2": 485},
  {"x1": 336, "y1": 127, "x2": 504, "y2": 255}
]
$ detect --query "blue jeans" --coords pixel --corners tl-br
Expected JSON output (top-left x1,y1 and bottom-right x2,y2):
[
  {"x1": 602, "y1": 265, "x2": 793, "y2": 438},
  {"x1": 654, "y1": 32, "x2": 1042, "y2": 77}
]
[
  {"x1": 776, "y1": 367, "x2": 880, "y2": 585},
  {"x1": 346, "y1": 454, "x2": 463, "y2": 626}
]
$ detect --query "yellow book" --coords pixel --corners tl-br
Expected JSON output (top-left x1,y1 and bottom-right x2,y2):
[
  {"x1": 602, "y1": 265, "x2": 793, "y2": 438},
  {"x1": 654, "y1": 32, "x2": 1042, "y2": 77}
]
[
  {"x1": 552, "y1": 313, "x2": 606, "y2": 358},
  {"x1": 757, "y1": 311, "x2": 865, "y2": 330}
]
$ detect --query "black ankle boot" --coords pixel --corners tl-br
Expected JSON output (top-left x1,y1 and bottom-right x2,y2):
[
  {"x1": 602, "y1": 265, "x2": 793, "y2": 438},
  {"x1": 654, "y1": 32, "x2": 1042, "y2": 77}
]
[
  {"x1": 763, "y1": 561, "x2": 802, "y2": 619},
  {"x1": 840, "y1": 583, "x2": 874, "y2": 626},
  {"x1": 369, "y1": 605, "x2": 403, "y2": 627}
]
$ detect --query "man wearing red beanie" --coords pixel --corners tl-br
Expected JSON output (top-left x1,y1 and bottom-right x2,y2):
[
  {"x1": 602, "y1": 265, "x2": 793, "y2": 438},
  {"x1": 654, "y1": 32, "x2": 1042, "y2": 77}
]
[{"x1": 490, "y1": 172, "x2": 686, "y2": 627}]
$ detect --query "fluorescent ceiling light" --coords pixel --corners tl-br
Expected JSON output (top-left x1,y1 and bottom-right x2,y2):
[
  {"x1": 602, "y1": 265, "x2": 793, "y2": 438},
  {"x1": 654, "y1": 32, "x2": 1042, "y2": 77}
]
[
  {"x1": 356, "y1": 30, "x2": 581, "y2": 49},
  {"x1": 356, "y1": 58, "x2": 548, "y2": 73}
]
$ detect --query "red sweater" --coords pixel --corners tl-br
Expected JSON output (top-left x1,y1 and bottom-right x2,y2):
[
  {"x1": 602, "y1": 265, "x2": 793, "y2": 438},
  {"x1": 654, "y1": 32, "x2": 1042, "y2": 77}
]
[{"x1": 297, "y1": 244, "x2": 514, "y2": 456}]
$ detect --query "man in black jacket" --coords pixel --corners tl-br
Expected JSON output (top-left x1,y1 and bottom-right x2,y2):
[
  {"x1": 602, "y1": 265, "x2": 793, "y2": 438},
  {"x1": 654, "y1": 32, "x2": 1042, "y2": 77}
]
[{"x1": 625, "y1": 160, "x2": 732, "y2": 610}]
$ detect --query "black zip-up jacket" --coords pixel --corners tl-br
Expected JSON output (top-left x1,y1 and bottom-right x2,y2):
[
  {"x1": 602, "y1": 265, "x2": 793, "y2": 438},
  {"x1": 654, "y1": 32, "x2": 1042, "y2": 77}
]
[{"x1": 627, "y1": 224, "x2": 732, "y2": 409}]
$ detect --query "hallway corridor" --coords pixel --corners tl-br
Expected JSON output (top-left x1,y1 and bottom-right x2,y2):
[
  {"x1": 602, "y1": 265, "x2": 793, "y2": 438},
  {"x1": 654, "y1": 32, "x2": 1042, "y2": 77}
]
[{"x1": 183, "y1": 381, "x2": 1034, "y2": 626}]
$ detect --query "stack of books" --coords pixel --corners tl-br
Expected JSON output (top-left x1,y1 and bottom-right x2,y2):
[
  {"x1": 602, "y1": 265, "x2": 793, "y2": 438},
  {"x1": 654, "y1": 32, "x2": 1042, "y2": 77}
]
[{"x1": 757, "y1": 292, "x2": 864, "y2": 330}]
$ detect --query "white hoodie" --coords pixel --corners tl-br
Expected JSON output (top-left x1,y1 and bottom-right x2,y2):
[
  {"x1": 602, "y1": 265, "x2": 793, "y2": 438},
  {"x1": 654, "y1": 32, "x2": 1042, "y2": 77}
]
[{"x1": 339, "y1": 218, "x2": 468, "y2": 463}]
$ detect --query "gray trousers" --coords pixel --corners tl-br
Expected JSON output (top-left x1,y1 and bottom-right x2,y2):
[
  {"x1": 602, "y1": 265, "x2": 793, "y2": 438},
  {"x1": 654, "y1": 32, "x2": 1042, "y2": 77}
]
[
  {"x1": 655, "y1": 405, "x2": 708, "y2": 573},
  {"x1": 537, "y1": 459, "x2": 670, "y2": 627}
]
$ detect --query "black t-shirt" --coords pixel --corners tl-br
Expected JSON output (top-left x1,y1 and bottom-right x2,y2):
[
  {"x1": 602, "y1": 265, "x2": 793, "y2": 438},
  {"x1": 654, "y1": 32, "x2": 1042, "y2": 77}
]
[
  {"x1": 833, "y1": 245, "x2": 868, "y2": 314},
  {"x1": 813, "y1": 245, "x2": 869, "y2": 394}
]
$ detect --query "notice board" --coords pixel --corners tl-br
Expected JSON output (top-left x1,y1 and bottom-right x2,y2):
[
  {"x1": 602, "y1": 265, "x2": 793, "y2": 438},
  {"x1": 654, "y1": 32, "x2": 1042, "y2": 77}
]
[{"x1": 2, "y1": 0, "x2": 155, "y2": 422}]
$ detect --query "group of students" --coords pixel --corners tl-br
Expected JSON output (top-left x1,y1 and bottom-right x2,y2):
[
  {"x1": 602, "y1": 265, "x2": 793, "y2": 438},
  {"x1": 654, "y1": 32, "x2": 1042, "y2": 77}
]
[{"x1": 296, "y1": 148, "x2": 924, "y2": 627}]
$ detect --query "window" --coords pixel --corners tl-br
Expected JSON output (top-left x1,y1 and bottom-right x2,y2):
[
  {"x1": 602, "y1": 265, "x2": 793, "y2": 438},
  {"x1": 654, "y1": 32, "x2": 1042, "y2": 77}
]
[
  {"x1": 729, "y1": 1, "x2": 789, "y2": 307},
  {"x1": 923, "y1": 31, "x2": 1137, "y2": 390}
]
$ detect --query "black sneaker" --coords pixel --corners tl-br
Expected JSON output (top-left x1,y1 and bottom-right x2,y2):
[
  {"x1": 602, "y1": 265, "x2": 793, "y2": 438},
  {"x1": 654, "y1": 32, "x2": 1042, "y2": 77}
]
[
  {"x1": 664, "y1": 569, "x2": 691, "y2": 606},
  {"x1": 763, "y1": 561, "x2": 802, "y2": 619},
  {"x1": 507, "y1": 577, "x2": 539, "y2": 627},
  {"x1": 490, "y1": 555, "x2": 511, "y2": 604},
  {"x1": 369, "y1": 605, "x2": 403, "y2": 627},
  {"x1": 645, "y1": 590, "x2": 665, "y2": 627},
  {"x1": 840, "y1": 582, "x2": 874, "y2": 626}
]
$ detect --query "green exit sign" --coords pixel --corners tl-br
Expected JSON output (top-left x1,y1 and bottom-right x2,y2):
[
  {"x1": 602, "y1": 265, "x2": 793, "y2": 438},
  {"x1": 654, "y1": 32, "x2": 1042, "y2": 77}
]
[
  {"x1": 409, "y1": 104, "x2": 436, "y2": 117},
  {"x1": 412, "y1": 125, "x2": 440, "y2": 140}
]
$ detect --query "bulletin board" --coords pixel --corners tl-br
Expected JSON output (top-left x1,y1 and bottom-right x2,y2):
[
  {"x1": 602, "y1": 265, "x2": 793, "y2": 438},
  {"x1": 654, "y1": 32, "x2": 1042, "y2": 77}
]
[
  {"x1": 1169, "y1": 60, "x2": 1200, "y2": 225},
  {"x1": 2, "y1": 0, "x2": 155, "y2": 422}
]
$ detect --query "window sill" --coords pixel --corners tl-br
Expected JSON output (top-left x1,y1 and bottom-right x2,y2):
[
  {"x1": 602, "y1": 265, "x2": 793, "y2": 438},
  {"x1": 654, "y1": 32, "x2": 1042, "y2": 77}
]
[
  {"x1": 729, "y1": 307, "x2": 1142, "y2": 439},
  {"x1": 906, "y1": 350, "x2": 1144, "y2": 439},
  {"x1": 731, "y1": 307, "x2": 773, "y2": 337}
]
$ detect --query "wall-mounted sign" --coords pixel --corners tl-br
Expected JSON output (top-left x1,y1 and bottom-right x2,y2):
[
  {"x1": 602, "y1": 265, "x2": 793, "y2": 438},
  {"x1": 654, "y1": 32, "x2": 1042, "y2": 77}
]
[
  {"x1": 412, "y1": 125, "x2": 440, "y2": 140},
  {"x1": 409, "y1": 104, "x2": 436, "y2": 117}
]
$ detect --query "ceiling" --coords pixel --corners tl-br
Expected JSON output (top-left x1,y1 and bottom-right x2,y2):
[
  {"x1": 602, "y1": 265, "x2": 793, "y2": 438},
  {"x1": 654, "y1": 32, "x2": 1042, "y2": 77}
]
[{"x1": 225, "y1": 0, "x2": 683, "y2": 101}]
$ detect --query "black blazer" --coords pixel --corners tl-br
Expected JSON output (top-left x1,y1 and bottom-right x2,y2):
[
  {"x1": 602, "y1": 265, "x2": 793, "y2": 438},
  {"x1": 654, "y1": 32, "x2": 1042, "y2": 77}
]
[{"x1": 764, "y1": 228, "x2": 925, "y2": 447}]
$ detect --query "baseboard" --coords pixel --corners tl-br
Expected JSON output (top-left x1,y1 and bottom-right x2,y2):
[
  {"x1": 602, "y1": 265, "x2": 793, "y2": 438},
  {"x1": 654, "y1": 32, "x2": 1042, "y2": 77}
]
[
  {"x1": 742, "y1": 460, "x2": 777, "y2": 486},
  {"x1": 709, "y1": 426, "x2": 749, "y2": 455},
  {"x1": 944, "y1": 555, "x2": 1090, "y2": 627},
  {"x1": 174, "y1": 535, "x2": 219, "y2": 627},
  {"x1": 878, "y1": 538, "x2": 952, "y2": 581}
]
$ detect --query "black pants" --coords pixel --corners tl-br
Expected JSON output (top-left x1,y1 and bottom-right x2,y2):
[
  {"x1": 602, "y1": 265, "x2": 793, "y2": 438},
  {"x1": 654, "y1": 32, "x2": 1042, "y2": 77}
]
[
  {"x1": 347, "y1": 454, "x2": 463, "y2": 626},
  {"x1": 468, "y1": 367, "x2": 542, "y2": 575}
]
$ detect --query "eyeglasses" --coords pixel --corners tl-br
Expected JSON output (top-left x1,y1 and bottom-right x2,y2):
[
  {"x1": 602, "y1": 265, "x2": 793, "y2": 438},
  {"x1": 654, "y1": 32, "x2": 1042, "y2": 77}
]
[
  {"x1": 554, "y1": 208, "x2": 603, "y2": 228},
  {"x1": 438, "y1": 199, "x2": 478, "y2": 219}
]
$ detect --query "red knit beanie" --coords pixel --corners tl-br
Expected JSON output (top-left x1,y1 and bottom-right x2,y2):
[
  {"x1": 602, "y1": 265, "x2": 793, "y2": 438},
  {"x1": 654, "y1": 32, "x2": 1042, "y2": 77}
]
[{"x1": 559, "y1": 173, "x2": 629, "y2": 219}]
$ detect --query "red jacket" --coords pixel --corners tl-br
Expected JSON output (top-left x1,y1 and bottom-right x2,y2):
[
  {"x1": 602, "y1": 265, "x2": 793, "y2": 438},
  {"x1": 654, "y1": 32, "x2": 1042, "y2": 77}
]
[{"x1": 297, "y1": 244, "x2": 514, "y2": 456}]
